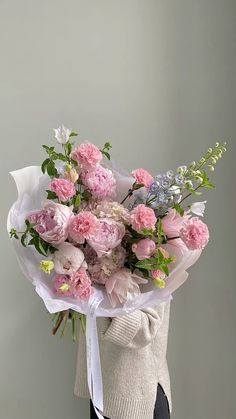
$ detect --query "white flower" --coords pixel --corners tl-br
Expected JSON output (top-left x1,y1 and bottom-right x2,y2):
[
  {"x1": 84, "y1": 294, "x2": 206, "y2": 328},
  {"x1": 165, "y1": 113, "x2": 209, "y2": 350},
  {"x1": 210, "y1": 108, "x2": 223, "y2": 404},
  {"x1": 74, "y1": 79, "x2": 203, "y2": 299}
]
[
  {"x1": 190, "y1": 201, "x2": 207, "y2": 217},
  {"x1": 53, "y1": 125, "x2": 71, "y2": 144},
  {"x1": 53, "y1": 242, "x2": 86, "y2": 275}
]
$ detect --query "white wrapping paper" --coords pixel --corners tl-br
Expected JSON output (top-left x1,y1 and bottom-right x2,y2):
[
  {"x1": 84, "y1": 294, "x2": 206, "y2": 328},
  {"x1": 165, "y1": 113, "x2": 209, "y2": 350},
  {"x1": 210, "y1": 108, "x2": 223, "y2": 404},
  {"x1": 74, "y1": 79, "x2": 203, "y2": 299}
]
[{"x1": 7, "y1": 166, "x2": 202, "y2": 417}]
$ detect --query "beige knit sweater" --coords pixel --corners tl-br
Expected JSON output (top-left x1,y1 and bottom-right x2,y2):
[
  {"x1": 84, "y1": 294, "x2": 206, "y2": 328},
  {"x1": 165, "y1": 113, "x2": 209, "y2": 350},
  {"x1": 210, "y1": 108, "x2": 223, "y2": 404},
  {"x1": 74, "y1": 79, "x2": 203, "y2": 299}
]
[{"x1": 74, "y1": 301, "x2": 172, "y2": 419}]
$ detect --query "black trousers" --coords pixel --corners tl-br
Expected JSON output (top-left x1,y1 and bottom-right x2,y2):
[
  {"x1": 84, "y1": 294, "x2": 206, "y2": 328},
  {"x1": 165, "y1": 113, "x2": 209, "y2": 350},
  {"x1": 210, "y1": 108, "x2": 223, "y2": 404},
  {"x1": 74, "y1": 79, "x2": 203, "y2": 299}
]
[{"x1": 90, "y1": 383, "x2": 170, "y2": 419}]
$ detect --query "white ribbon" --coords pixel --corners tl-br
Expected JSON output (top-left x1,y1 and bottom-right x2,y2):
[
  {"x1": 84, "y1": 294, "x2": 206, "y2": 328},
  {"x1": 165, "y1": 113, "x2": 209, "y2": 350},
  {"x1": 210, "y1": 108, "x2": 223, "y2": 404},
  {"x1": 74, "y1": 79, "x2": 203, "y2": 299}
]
[{"x1": 86, "y1": 290, "x2": 104, "y2": 419}]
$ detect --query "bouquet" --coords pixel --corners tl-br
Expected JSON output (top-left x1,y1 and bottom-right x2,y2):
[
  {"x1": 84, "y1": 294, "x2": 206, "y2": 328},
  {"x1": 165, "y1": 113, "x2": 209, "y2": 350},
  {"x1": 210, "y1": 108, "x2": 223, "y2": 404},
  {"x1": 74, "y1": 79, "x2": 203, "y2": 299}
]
[{"x1": 7, "y1": 126, "x2": 227, "y2": 340}]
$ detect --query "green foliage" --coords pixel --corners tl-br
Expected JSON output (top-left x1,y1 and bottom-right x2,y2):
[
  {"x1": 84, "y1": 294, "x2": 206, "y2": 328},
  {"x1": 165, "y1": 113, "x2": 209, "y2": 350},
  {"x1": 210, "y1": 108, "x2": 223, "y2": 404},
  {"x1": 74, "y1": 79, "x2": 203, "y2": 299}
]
[
  {"x1": 100, "y1": 141, "x2": 112, "y2": 160},
  {"x1": 172, "y1": 202, "x2": 185, "y2": 216},
  {"x1": 46, "y1": 190, "x2": 58, "y2": 200},
  {"x1": 135, "y1": 248, "x2": 175, "y2": 276},
  {"x1": 9, "y1": 228, "x2": 19, "y2": 239}
]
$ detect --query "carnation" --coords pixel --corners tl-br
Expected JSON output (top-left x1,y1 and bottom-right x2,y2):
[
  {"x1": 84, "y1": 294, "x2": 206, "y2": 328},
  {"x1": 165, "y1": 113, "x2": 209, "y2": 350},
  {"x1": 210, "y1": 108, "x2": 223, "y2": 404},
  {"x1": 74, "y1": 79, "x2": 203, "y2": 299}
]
[
  {"x1": 50, "y1": 178, "x2": 76, "y2": 201},
  {"x1": 81, "y1": 165, "x2": 116, "y2": 199},
  {"x1": 131, "y1": 168, "x2": 153, "y2": 188},
  {"x1": 71, "y1": 143, "x2": 102, "y2": 167},
  {"x1": 27, "y1": 202, "x2": 73, "y2": 245},
  {"x1": 68, "y1": 211, "x2": 99, "y2": 244},
  {"x1": 180, "y1": 217, "x2": 209, "y2": 250},
  {"x1": 130, "y1": 204, "x2": 157, "y2": 233}
]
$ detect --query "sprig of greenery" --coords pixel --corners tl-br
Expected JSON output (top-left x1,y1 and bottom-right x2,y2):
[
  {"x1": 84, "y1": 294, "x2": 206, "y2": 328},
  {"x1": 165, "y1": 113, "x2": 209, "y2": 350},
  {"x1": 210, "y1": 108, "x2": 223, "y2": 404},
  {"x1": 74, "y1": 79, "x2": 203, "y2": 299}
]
[
  {"x1": 135, "y1": 248, "x2": 175, "y2": 276},
  {"x1": 100, "y1": 141, "x2": 112, "y2": 160},
  {"x1": 9, "y1": 220, "x2": 56, "y2": 256}
]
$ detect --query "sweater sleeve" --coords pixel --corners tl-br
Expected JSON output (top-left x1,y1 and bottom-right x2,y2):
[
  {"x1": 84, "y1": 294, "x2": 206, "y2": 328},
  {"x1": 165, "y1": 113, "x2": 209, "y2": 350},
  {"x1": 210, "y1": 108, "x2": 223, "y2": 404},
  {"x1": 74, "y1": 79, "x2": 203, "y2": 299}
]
[{"x1": 102, "y1": 304, "x2": 165, "y2": 349}]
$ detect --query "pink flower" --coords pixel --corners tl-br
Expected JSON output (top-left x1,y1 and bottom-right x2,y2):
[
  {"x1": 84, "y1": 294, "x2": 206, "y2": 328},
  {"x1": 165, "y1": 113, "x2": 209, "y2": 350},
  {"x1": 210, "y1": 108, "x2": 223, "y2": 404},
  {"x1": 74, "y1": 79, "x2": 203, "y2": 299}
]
[
  {"x1": 130, "y1": 204, "x2": 157, "y2": 233},
  {"x1": 161, "y1": 209, "x2": 191, "y2": 253},
  {"x1": 70, "y1": 268, "x2": 92, "y2": 300},
  {"x1": 150, "y1": 269, "x2": 166, "y2": 280},
  {"x1": 27, "y1": 202, "x2": 73, "y2": 245},
  {"x1": 68, "y1": 211, "x2": 99, "y2": 244},
  {"x1": 53, "y1": 242, "x2": 86, "y2": 275},
  {"x1": 131, "y1": 168, "x2": 153, "y2": 187},
  {"x1": 180, "y1": 217, "x2": 209, "y2": 250},
  {"x1": 53, "y1": 274, "x2": 74, "y2": 297},
  {"x1": 132, "y1": 238, "x2": 156, "y2": 260},
  {"x1": 52, "y1": 268, "x2": 92, "y2": 300},
  {"x1": 86, "y1": 245, "x2": 126, "y2": 284},
  {"x1": 105, "y1": 268, "x2": 148, "y2": 307},
  {"x1": 87, "y1": 218, "x2": 126, "y2": 258},
  {"x1": 50, "y1": 178, "x2": 76, "y2": 201},
  {"x1": 71, "y1": 143, "x2": 102, "y2": 167},
  {"x1": 81, "y1": 165, "x2": 116, "y2": 199}
]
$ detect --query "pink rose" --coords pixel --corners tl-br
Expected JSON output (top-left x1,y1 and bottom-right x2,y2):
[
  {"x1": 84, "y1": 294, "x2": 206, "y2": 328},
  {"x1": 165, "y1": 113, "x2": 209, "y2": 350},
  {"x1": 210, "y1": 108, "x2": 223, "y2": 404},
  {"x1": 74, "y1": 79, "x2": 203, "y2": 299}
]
[
  {"x1": 105, "y1": 268, "x2": 148, "y2": 307},
  {"x1": 53, "y1": 274, "x2": 74, "y2": 297},
  {"x1": 130, "y1": 204, "x2": 157, "y2": 233},
  {"x1": 131, "y1": 168, "x2": 153, "y2": 187},
  {"x1": 180, "y1": 217, "x2": 209, "y2": 250},
  {"x1": 70, "y1": 268, "x2": 92, "y2": 300},
  {"x1": 87, "y1": 218, "x2": 126, "y2": 258},
  {"x1": 68, "y1": 211, "x2": 99, "y2": 244},
  {"x1": 27, "y1": 202, "x2": 73, "y2": 245},
  {"x1": 71, "y1": 143, "x2": 102, "y2": 167},
  {"x1": 53, "y1": 242, "x2": 86, "y2": 275},
  {"x1": 132, "y1": 238, "x2": 156, "y2": 260},
  {"x1": 81, "y1": 165, "x2": 116, "y2": 199},
  {"x1": 50, "y1": 178, "x2": 76, "y2": 201}
]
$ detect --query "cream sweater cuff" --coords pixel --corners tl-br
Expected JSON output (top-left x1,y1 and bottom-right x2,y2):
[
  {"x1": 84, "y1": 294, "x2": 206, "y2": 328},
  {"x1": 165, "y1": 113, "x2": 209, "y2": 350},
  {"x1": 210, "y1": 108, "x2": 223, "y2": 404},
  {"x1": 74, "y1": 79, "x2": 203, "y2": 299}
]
[{"x1": 103, "y1": 311, "x2": 141, "y2": 347}]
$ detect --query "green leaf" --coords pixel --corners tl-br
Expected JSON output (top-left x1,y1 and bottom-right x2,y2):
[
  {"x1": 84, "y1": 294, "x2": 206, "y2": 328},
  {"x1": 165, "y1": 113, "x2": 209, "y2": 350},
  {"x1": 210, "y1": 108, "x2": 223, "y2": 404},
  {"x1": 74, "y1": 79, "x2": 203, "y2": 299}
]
[
  {"x1": 9, "y1": 228, "x2": 19, "y2": 239},
  {"x1": 103, "y1": 141, "x2": 112, "y2": 150},
  {"x1": 33, "y1": 237, "x2": 48, "y2": 256},
  {"x1": 41, "y1": 158, "x2": 50, "y2": 174},
  {"x1": 21, "y1": 232, "x2": 28, "y2": 247},
  {"x1": 102, "y1": 150, "x2": 111, "y2": 160},
  {"x1": 42, "y1": 145, "x2": 55, "y2": 155},
  {"x1": 46, "y1": 190, "x2": 58, "y2": 200},
  {"x1": 69, "y1": 131, "x2": 78, "y2": 137},
  {"x1": 47, "y1": 160, "x2": 58, "y2": 177},
  {"x1": 172, "y1": 203, "x2": 184, "y2": 216},
  {"x1": 74, "y1": 193, "x2": 81, "y2": 206}
]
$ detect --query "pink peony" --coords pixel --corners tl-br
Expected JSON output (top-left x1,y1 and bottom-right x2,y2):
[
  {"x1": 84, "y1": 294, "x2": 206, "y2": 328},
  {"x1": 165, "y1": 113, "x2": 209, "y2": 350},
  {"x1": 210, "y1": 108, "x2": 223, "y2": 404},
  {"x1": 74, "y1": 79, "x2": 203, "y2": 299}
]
[
  {"x1": 132, "y1": 238, "x2": 156, "y2": 260},
  {"x1": 81, "y1": 165, "x2": 116, "y2": 199},
  {"x1": 87, "y1": 218, "x2": 126, "y2": 258},
  {"x1": 70, "y1": 268, "x2": 92, "y2": 300},
  {"x1": 130, "y1": 204, "x2": 157, "y2": 233},
  {"x1": 53, "y1": 242, "x2": 86, "y2": 275},
  {"x1": 71, "y1": 143, "x2": 102, "y2": 167},
  {"x1": 131, "y1": 168, "x2": 153, "y2": 188},
  {"x1": 53, "y1": 274, "x2": 74, "y2": 297},
  {"x1": 50, "y1": 178, "x2": 76, "y2": 201},
  {"x1": 180, "y1": 217, "x2": 209, "y2": 250},
  {"x1": 27, "y1": 202, "x2": 73, "y2": 245},
  {"x1": 105, "y1": 268, "x2": 148, "y2": 307},
  {"x1": 68, "y1": 211, "x2": 99, "y2": 244}
]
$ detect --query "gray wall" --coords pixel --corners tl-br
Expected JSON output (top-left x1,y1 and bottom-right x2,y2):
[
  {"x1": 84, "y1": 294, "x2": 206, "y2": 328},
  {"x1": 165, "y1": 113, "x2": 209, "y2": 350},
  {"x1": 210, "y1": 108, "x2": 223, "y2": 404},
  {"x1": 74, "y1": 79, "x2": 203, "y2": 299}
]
[{"x1": 0, "y1": 1, "x2": 235, "y2": 418}]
